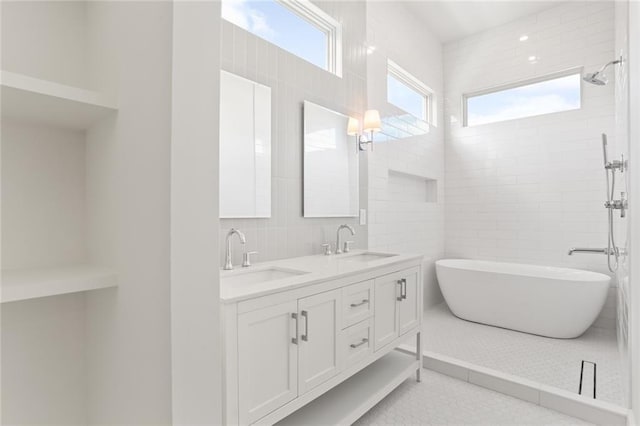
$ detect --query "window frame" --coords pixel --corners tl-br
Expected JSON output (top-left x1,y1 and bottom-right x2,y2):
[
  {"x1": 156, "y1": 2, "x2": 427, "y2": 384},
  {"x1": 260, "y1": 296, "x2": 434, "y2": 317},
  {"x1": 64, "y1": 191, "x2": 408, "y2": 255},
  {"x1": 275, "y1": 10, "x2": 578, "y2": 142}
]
[
  {"x1": 387, "y1": 59, "x2": 436, "y2": 126},
  {"x1": 462, "y1": 67, "x2": 583, "y2": 127},
  {"x1": 280, "y1": 0, "x2": 342, "y2": 76},
  {"x1": 222, "y1": 0, "x2": 343, "y2": 77}
]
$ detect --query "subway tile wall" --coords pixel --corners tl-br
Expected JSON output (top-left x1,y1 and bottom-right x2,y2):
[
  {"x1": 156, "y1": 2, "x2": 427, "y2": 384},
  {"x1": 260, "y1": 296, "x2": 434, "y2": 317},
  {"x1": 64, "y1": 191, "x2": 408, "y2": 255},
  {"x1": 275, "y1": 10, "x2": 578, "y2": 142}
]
[
  {"x1": 443, "y1": 2, "x2": 617, "y2": 330},
  {"x1": 219, "y1": 1, "x2": 368, "y2": 266},
  {"x1": 366, "y1": 3, "x2": 446, "y2": 308}
]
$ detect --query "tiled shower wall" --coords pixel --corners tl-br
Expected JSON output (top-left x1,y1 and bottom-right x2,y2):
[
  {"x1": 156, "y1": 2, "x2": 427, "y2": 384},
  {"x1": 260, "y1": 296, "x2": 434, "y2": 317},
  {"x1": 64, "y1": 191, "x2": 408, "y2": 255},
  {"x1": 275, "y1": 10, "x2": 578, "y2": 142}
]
[
  {"x1": 443, "y1": 2, "x2": 617, "y2": 330},
  {"x1": 366, "y1": 2, "x2": 445, "y2": 308},
  {"x1": 219, "y1": 2, "x2": 368, "y2": 265}
]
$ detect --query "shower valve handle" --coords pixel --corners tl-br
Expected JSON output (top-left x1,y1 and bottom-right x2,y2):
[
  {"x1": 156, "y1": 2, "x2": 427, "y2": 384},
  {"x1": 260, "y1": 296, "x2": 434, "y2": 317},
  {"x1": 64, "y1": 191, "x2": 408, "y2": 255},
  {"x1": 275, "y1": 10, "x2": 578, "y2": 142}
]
[{"x1": 604, "y1": 192, "x2": 628, "y2": 218}]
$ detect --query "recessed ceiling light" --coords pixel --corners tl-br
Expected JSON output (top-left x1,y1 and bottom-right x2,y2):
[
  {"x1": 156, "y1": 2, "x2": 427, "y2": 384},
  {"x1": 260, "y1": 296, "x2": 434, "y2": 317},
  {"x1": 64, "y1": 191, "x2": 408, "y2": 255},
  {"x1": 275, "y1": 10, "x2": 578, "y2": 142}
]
[
  {"x1": 528, "y1": 55, "x2": 537, "y2": 62},
  {"x1": 366, "y1": 45, "x2": 376, "y2": 55},
  {"x1": 519, "y1": 35, "x2": 529, "y2": 42}
]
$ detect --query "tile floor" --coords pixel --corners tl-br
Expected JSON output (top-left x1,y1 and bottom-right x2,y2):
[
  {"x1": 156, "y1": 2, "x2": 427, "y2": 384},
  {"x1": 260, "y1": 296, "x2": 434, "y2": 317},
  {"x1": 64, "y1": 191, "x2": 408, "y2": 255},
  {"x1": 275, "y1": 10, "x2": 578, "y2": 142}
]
[
  {"x1": 422, "y1": 303, "x2": 625, "y2": 406},
  {"x1": 354, "y1": 370, "x2": 593, "y2": 425}
]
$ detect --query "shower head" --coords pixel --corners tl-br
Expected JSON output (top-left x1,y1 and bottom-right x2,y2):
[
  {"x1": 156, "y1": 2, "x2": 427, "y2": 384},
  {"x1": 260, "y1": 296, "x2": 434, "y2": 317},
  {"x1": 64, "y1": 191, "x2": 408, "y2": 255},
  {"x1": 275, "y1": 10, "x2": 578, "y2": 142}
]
[
  {"x1": 583, "y1": 58, "x2": 622, "y2": 86},
  {"x1": 583, "y1": 72, "x2": 608, "y2": 85}
]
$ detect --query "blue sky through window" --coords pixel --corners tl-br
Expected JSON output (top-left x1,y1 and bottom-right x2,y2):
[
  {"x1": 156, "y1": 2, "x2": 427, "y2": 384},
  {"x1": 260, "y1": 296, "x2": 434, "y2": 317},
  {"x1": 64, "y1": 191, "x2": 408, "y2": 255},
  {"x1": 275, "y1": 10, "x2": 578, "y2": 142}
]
[
  {"x1": 387, "y1": 74, "x2": 426, "y2": 120},
  {"x1": 222, "y1": 0, "x2": 328, "y2": 70},
  {"x1": 466, "y1": 73, "x2": 581, "y2": 126}
]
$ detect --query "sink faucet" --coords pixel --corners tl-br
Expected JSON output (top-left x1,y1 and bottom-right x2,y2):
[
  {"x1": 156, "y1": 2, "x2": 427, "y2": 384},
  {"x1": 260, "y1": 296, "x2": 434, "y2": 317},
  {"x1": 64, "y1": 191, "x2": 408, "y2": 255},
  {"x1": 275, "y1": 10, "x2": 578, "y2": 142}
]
[
  {"x1": 224, "y1": 228, "x2": 246, "y2": 270},
  {"x1": 335, "y1": 224, "x2": 356, "y2": 254}
]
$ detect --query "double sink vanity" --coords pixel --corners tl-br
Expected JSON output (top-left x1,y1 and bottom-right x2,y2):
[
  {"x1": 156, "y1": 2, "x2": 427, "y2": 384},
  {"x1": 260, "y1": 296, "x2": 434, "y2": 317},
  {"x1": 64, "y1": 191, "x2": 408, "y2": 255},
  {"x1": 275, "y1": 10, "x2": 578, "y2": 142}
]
[
  {"x1": 219, "y1": 70, "x2": 423, "y2": 425},
  {"x1": 221, "y1": 246, "x2": 424, "y2": 425}
]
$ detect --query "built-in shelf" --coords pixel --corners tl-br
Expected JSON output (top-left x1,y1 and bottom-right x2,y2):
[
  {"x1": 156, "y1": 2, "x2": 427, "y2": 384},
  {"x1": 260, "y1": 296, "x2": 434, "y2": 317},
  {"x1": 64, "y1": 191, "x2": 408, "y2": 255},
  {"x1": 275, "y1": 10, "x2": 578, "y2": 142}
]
[
  {"x1": 1, "y1": 265, "x2": 118, "y2": 303},
  {"x1": 275, "y1": 351, "x2": 419, "y2": 426},
  {"x1": 0, "y1": 71, "x2": 118, "y2": 130},
  {"x1": 388, "y1": 169, "x2": 438, "y2": 203}
]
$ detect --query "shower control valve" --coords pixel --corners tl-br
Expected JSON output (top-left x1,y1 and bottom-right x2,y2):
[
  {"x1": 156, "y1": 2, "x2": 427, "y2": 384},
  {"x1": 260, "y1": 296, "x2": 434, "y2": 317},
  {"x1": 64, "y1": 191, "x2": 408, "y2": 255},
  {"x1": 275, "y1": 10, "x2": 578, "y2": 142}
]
[
  {"x1": 605, "y1": 155, "x2": 626, "y2": 172},
  {"x1": 604, "y1": 192, "x2": 628, "y2": 218}
]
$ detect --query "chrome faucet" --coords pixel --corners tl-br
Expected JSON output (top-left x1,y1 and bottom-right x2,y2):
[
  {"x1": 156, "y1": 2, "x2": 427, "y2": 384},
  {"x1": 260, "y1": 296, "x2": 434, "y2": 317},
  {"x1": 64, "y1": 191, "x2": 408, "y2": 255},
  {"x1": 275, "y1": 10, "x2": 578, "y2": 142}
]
[
  {"x1": 335, "y1": 224, "x2": 356, "y2": 254},
  {"x1": 224, "y1": 228, "x2": 246, "y2": 270}
]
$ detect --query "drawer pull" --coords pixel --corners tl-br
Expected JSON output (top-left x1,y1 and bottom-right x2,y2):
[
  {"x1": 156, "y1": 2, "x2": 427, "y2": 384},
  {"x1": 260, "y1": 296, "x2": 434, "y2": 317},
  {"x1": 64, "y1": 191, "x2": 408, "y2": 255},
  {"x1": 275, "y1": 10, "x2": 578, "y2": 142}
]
[
  {"x1": 350, "y1": 299, "x2": 369, "y2": 308},
  {"x1": 350, "y1": 338, "x2": 369, "y2": 349}
]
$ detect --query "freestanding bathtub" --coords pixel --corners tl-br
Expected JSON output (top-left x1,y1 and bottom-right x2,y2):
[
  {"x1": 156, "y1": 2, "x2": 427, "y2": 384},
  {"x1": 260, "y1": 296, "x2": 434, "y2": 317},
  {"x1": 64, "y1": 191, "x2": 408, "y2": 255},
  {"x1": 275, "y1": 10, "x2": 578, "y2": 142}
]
[{"x1": 435, "y1": 259, "x2": 611, "y2": 339}]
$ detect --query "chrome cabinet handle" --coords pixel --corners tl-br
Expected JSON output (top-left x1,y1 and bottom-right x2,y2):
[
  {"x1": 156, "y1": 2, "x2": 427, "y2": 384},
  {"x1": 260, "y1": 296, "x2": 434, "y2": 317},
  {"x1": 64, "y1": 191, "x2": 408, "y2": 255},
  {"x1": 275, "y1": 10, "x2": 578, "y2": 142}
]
[
  {"x1": 397, "y1": 279, "x2": 403, "y2": 301},
  {"x1": 350, "y1": 299, "x2": 369, "y2": 308},
  {"x1": 401, "y1": 278, "x2": 407, "y2": 300},
  {"x1": 350, "y1": 338, "x2": 369, "y2": 349},
  {"x1": 301, "y1": 310, "x2": 309, "y2": 342},
  {"x1": 291, "y1": 313, "x2": 298, "y2": 344}
]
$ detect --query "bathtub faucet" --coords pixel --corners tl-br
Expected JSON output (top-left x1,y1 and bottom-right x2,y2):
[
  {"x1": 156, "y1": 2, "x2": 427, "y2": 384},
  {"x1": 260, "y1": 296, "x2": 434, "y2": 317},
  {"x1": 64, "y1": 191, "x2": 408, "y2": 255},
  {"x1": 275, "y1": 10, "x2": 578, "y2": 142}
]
[{"x1": 568, "y1": 247, "x2": 626, "y2": 256}]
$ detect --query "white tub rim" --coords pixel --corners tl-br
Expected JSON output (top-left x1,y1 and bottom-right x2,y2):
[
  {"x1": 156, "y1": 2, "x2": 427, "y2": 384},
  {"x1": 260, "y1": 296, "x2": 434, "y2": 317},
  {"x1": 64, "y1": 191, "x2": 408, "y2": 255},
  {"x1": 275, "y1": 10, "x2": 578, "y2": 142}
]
[{"x1": 435, "y1": 259, "x2": 611, "y2": 283}]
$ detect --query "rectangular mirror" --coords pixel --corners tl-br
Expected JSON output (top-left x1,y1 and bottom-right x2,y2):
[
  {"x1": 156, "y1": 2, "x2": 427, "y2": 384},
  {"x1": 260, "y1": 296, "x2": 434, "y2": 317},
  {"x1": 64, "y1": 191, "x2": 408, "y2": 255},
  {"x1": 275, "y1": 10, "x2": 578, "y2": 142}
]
[
  {"x1": 303, "y1": 101, "x2": 359, "y2": 217},
  {"x1": 219, "y1": 71, "x2": 271, "y2": 218}
]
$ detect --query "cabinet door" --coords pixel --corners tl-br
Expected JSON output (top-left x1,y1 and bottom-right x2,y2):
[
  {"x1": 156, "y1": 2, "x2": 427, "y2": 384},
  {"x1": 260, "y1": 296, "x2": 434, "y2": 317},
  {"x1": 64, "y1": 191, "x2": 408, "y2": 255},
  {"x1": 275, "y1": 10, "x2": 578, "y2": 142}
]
[
  {"x1": 373, "y1": 273, "x2": 401, "y2": 351},
  {"x1": 298, "y1": 289, "x2": 343, "y2": 395},
  {"x1": 238, "y1": 301, "x2": 298, "y2": 424},
  {"x1": 398, "y1": 269, "x2": 421, "y2": 335}
]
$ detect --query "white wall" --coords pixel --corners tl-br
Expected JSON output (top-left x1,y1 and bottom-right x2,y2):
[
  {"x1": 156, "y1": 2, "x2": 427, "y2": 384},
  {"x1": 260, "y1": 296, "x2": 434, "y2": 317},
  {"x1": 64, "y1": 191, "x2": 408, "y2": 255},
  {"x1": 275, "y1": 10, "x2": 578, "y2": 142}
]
[
  {"x1": 1, "y1": 123, "x2": 87, "y2": 270},
  {"x1": 84, "y1": 2, "x2": 174, "y2": 424},
  {"x1": 219, "y1": 1, "x2": 368, "y2": 266},
  {"x1": 443, "y1": 1, "x2": 617, "y2": 330},
  {"x1": 170, "y1": 1, "x2": 222, "y2": 424},
  {"x1": 366, "y1": 2, "x2": 445, "y2": 309},
  {"x1": 2, "y1": 294, "x2": 87, "y2": 425},
  {"x1": 0, "y1": 1, "x2": 87, "y2": 87}
]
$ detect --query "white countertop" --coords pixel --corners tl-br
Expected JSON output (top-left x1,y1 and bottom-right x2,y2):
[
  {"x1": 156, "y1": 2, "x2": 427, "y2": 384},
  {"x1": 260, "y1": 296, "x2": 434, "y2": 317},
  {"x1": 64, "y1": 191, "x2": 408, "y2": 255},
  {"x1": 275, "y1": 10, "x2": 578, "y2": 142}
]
[{"x1": 220, "y1": 250, "x2": 423, "y2": 303}]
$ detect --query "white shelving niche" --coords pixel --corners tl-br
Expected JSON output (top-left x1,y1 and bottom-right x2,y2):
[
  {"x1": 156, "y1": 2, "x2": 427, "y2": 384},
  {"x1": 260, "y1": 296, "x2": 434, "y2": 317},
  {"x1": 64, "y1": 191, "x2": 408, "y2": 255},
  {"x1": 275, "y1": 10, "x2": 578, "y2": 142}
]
[
  {"x1": 1, "y1": 2, "x2": 120, "y2": 424},
  {"x1": 1, "y1": 71, "x2": 120, "y2": 304}
]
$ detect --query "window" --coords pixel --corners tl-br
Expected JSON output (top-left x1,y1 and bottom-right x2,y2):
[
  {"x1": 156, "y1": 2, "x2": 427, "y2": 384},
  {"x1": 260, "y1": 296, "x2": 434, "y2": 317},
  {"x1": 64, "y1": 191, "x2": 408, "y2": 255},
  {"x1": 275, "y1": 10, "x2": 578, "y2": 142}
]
[
  {"x1": 222, "y1": 0, "x2": 342, "y2": 76},
  {"x1": 387, "y1": 60, "x2": 434, "y2": 125},
  {"x1": 463, "y1": 70, "x2": 582, "y2": 127}
]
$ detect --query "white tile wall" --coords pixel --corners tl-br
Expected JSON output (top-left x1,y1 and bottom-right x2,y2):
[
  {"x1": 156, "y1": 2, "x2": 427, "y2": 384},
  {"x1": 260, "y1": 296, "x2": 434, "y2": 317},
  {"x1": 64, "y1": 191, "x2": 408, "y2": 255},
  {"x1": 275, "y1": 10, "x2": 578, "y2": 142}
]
[
  {"x1": 366, "y1": 2, "x2": 445, "y2": 309},
  {"x1": 219, "y1": 1, "x2": 368, "y2": 265},
  {"x1": 443, "y1": 2, "x2": 617, "y2": 330}
]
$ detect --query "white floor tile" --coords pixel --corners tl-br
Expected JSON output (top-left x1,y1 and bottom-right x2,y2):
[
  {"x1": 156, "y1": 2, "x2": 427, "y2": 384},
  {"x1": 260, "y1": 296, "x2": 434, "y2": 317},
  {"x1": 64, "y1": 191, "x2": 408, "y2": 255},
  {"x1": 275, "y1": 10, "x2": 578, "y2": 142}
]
[
  {"x1": 423, "y1": 303, "x2": 625, "y2": 406},
  {"x1": 354, "y1": 370, "x2": 593, "y2": 426}
]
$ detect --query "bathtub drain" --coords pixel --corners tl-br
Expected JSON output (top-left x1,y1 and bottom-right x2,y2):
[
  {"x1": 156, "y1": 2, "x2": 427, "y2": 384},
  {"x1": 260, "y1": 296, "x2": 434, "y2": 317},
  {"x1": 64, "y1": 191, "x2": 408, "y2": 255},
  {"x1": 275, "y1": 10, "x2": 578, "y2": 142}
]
[{"x1": 578, "y1": 360, "x2": 597, "y2": 399}]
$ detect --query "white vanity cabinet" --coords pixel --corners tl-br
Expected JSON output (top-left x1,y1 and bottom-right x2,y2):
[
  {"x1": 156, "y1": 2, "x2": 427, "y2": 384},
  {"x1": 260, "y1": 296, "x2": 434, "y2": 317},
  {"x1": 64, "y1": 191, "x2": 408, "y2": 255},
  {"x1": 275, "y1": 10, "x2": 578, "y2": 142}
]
[
  {"x1": 373, "y1": 267, "x2": 420, "y2": 351},
  {"x1": 237, "y1": 301, "x2": 299, "y2": 424},
  {"x1": 222, "y1": 253, "x2": 423, "y2": 426},
  {"x1": 297, "y1": 289, "x2": 343, "y2": 395}
]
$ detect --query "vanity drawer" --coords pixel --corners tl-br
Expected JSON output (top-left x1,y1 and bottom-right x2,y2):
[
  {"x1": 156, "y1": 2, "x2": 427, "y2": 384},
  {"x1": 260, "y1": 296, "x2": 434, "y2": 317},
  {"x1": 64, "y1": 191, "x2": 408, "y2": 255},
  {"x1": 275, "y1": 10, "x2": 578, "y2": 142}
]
[
  {"x1": 342, "y1": 280, "x2": 374, "y2": 328},
  {"x1": 342, "y1": 318, "x2": 373, "y2": 370}
]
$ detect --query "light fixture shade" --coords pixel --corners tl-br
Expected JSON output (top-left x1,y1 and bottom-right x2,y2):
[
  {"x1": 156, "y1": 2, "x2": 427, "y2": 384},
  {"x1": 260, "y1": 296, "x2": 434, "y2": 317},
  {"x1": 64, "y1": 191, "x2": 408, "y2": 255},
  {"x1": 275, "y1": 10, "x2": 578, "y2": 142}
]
[
  {"x1": 347, "y1": 117, "x2": 359, "y2": 135},
  {"x1": 363, "y1": 109, "x2": 381, "y2": 133}
]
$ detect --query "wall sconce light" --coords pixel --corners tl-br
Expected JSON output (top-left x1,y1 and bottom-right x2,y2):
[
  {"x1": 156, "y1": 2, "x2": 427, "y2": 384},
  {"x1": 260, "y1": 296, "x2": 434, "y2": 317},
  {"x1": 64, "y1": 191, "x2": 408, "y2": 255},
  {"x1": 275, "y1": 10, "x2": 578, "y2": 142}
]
[{"x1": 348, "y1": 109, "x2": 381, "y2": 152}]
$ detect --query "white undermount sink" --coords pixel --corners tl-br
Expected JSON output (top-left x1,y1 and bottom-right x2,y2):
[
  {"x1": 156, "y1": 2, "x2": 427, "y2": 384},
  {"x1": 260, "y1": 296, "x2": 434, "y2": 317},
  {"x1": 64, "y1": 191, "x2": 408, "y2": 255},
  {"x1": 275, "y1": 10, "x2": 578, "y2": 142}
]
[
  {"x1": 336, "y1": 252, "x2": 397, "y2": 263},
  {"x1": 221, "y1": 266, "x2": 308, "y2": 286}
]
